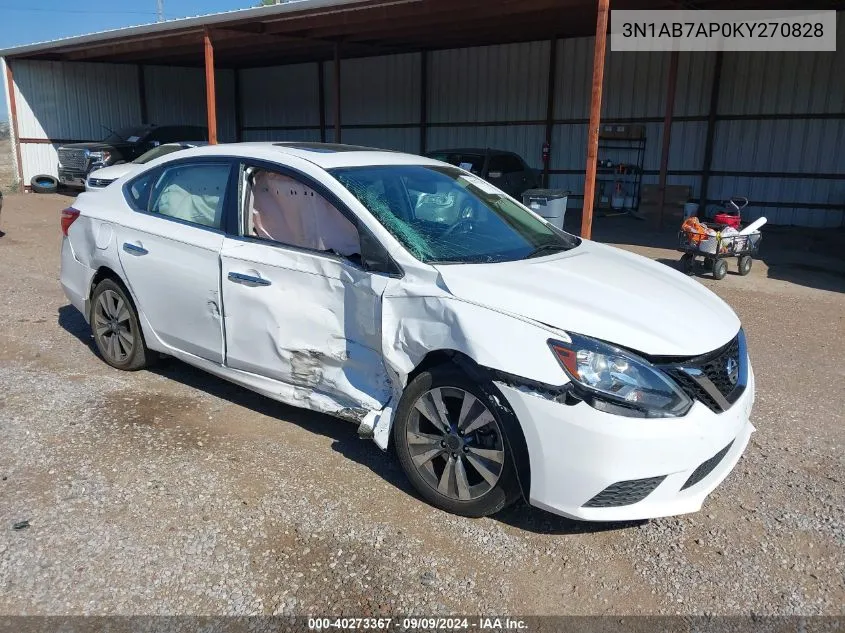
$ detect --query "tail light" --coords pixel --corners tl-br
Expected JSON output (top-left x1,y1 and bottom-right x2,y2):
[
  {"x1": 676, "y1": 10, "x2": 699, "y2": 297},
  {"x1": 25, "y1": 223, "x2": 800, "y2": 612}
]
[{"x1": 60, "y1": 207, "x2": 80, "y2": 236}]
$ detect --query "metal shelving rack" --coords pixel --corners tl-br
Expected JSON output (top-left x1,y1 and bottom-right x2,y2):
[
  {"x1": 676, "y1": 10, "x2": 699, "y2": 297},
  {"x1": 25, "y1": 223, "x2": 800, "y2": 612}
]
[{"x1": 594, "y1": 124, "x2": 646, "y2": 215}]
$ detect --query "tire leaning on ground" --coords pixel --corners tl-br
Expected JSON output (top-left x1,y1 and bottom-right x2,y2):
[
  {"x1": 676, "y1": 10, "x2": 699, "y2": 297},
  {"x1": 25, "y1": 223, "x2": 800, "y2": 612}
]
[
  {"x1": 89, "y1": 278, "x2": 152, "y2": 371},
  {"x1": 393, "y1": 365, "x2": 521, "y2": 517},
  {"x1": 30, "y1": 174, "x2": 59, "y2": 194}
]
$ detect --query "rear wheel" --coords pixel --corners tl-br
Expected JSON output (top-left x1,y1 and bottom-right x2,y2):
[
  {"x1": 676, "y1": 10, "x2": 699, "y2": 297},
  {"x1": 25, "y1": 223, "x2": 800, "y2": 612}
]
[
  {"x1": 393, "y1": 366, "x2": 519, "y2": 517},
  {"x1": 738, "y1": 255, "x2": 753, "y2": 276},
  {"x1": 89, "y1": 279, "x2": 151, "y2": 371},
  {"x1": 712, "y1": 258, "x2": 728, "y2": 280}
]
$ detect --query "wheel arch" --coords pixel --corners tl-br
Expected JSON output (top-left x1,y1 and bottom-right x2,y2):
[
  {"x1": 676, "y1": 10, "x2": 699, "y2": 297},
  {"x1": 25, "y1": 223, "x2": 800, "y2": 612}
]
[
  {"x1": 89, "y1": 265, "x2": 161, "y2": 354},
  {"x1": 404, "y1": 349, "x2": 533, "y2": 504}
]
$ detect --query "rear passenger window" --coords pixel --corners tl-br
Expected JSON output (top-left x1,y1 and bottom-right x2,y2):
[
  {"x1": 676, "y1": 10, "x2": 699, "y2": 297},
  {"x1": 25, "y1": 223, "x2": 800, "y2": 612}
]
[
  {"x1": 125, "y1": 168, "x2": 159, "y2": 212},
  {"x1": 148, "y1": 162, "x2": 230, "y2": 229},
  {"x1": 488, "y1": 154, "x2": 524, "y2": 175}
]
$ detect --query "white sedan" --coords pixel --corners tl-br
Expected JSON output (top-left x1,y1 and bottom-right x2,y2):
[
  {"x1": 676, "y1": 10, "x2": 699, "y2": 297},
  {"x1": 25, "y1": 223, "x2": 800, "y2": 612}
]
[{"x1": 60, "y1": 142, "x2": 755, "y2": 521}]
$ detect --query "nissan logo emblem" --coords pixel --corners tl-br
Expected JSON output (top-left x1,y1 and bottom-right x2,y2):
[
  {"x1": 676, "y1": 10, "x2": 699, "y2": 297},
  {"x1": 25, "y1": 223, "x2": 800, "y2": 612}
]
[{"x1": 726, "y1": 357, "x2": 739, "y2": 386}]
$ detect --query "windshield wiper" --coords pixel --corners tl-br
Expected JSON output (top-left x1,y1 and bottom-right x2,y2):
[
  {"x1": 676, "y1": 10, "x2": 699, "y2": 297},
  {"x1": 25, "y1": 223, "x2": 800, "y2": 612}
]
[{"x1": 526, "y1": 243, "x2": 570, "y2": 259}]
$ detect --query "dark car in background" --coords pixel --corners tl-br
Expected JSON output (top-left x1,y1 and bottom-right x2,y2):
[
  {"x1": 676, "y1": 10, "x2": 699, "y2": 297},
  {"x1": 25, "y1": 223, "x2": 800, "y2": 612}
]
[
  {"x1": 425, "y1": 148, "x2": 540, "y2": 198},
  {"x1": 57, "y1": 124, "x2": 208, "y2": 188}
]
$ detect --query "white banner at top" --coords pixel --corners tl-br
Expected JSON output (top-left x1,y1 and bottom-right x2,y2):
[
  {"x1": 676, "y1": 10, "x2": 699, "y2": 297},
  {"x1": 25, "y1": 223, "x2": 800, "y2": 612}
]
[{"x1": 610, "y1": 10, "x2": 837, "y2": 52}]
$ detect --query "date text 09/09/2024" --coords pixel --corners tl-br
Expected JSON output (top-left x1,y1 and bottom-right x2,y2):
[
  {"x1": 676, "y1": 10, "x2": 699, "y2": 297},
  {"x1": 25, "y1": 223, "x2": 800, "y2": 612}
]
[{"x1": 308, "y1": 617, "x2": 528, "y2": 630}]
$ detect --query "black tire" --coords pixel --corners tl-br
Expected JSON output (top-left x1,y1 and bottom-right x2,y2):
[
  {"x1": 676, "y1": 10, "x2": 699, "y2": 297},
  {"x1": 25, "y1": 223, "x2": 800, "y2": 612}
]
[
  {"x1": 89, "y1": 278, "x2": 152, "y2": 371},
  {"x1": 393, "y1": 365, "x2": 521, "y2": 517},
  {"x1": 738, "y1": 255, "x2": 753, "y2": 276},
  {"x1": 680, "y1": 253, "x2": 695, "y2": 276},
  {"x1": 30, "y1": 174, "x2": 58, "y2": 194},
  {"x1": 712, "y1": 258, "x2": 728, "y2": 280}
]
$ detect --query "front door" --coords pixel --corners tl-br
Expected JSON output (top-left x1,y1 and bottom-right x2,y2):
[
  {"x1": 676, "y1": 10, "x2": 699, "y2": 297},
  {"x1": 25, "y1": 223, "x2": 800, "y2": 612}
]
[
  {"x1": 116, "y1": 159, "x2": 232, "y2": 363},
  {"x1": 220, "y1": 164, "x2": 391, "y2": 411}
]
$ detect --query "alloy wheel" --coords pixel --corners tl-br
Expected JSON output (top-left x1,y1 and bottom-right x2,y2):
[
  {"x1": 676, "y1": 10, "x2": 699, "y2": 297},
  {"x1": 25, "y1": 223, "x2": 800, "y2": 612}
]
[
  {"x1": 93, "y1": 289, "x2": 134, "y2": 364},
  {"x1": 406, "y1": 387, "x2": 505, "y2": 501}
]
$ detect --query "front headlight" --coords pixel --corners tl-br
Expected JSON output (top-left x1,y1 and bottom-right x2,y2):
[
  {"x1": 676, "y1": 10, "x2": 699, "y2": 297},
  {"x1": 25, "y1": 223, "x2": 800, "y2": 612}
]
[
  {"x1": 549, "y1": 333, "x2": 692, "y2": 418},
  {"x1": 87, "y1": 150, "x2": 112, "y2": 165}
]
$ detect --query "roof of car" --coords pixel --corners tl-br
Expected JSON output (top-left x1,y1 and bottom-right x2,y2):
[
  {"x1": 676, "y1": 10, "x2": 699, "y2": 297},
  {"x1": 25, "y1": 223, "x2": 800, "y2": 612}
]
[{"x1": 173, "y1": 142, "x2": 446, "y2": 170}]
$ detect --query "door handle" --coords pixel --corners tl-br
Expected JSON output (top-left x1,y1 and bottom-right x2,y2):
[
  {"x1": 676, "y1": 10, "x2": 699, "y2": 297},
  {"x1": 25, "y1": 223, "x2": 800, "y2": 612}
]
[
  {"x1": 227, "y1": 271, "x2": 271, "y2": 286},
  {"x1": 122, "y1": 242, "x2": 148, "y2": 256}
]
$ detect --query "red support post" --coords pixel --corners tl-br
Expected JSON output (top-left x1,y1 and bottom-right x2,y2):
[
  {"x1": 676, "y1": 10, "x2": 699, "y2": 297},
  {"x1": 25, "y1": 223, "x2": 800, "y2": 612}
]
[
  {"x1": 580, "y1": 0, "x2": 610, "y2": 240},
  {"x1": 203, "y1": 28, "x2": 218, "y2": 145}
]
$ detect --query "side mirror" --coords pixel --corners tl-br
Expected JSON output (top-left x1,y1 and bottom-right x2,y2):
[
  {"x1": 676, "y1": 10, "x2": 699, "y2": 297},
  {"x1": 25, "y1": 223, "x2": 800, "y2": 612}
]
[{"x1": 359, "y1": 230, "x2": 402, "y2": 277}]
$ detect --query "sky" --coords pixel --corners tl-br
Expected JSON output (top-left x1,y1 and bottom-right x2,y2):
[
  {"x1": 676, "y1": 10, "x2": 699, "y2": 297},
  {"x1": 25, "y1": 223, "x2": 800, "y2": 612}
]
[{"x1": 0, "y1": 1, "x2": 256, "y2": 121}]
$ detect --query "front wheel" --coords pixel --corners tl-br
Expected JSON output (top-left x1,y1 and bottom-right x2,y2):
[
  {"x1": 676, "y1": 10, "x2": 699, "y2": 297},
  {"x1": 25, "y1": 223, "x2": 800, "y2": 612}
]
[
  {"x1": 712, "y1": 258, "x2": 728, "y2": 280},
  {"x1": 89, "y1": 278, "x2": 152, "y2": 371},
  {"x1": 393, "y1": 366, "x2": 520, "y2": 517}
]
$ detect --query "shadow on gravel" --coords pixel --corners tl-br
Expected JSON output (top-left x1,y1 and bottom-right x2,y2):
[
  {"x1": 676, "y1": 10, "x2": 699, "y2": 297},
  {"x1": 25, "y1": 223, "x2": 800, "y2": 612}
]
[
  {"x1": 58, "y1": 304, "x2": 644, "y2": 531},
  {"x1": 494, "y1": 502, "x2": 647, "y2": 535},
  {"x1": 58, "y1": 304, "x2": 97, "y2": 353}
]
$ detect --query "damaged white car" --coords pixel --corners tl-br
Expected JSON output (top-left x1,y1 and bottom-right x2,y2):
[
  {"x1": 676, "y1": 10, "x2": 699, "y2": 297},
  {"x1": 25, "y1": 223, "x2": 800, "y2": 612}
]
[{"x1": 60, "y1": 142, "x2": 755, "y2": 521}]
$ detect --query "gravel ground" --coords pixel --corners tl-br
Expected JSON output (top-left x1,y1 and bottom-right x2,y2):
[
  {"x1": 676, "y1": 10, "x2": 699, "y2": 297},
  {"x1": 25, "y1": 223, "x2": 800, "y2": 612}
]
[{"x1": 0, "y1": 193, "x2": 843, "y2": 616}]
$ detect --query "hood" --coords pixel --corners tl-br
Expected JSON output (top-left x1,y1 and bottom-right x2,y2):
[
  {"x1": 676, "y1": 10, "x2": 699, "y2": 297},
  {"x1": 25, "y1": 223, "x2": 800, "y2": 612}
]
[
  {"x1": 59, "y1": 142, "x2": 116, "y2": 151},
  {"x1": 433, "y1": 241, "x2": 740, "y2": 357},
  {"x1": 87, "y1": 163, "x2": 140, "y2": 181}
]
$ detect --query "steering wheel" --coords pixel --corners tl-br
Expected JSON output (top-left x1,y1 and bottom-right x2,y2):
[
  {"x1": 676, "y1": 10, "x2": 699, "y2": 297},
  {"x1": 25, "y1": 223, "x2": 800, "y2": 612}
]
[{"x1": 442, "y1": 217, "x2": 474, "y2": 238}]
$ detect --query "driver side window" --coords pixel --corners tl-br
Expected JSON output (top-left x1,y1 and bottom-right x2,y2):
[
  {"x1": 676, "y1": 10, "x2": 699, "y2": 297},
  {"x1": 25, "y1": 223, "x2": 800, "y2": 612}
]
[{"x1": 242, "y1": 166, "x2": 361, "y2": 262}]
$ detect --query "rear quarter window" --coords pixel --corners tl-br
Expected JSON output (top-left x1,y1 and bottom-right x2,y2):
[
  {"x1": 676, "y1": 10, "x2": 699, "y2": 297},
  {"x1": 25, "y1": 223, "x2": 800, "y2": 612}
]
[{"x1": 124, "y1": 168, "x2": 160, "y2": 212}]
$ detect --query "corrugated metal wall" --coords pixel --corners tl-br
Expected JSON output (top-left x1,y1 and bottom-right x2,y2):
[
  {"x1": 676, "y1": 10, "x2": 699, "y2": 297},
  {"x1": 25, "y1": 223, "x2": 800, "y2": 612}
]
[
  {"x1": 144, "y1": 65, "x2": 236, "y2": 142},
  {"x1": 240, "y1": 62, "x2": 321, "y2": 142},
  {"x1": 7, "y1": 59, "x2": 236, "y2": 184}
]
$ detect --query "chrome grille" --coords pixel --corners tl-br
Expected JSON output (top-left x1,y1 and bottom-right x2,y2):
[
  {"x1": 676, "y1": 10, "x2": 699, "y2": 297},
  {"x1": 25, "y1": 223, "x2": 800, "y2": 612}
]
[
  {"x1": 664, "y1": 332, "x2": 746, "y2": 414},
  {"x1": 58, "y1": 148, "x2": 87, "y2": 171},
  {"x1": 87, "y1": 177, "x2": 115, "y2": 188}
]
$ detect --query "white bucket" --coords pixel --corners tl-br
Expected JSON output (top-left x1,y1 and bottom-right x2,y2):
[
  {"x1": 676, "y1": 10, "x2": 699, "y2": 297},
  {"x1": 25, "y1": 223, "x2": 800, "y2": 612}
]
[{"x1": 684, "y1": 202, "x2": 700, "y2": 218}]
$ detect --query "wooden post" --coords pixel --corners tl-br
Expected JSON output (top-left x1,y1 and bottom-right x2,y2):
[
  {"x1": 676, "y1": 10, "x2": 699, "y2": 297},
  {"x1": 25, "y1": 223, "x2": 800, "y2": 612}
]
[
  {"x1": 333, "y1": 42, "x2": 341, "y2": 143},
  {"x1": 699, "y1": 50, "x2": 723, "y2": 208},
  {"x1": 580, "y1": 0, "x2": 610, "y2": 240},
  {"x1": 419, "y1": 51, "x2": 428, "y2": 155},
  {"x1": 656, "y1": 50, "x2": 679, "y2": 229},
  {"x1": 543, "y1": 38, "x2": 557, "y2": 188},
  {"x1": 3, "y1": 59, "x2": 24, "y2": 193},
  {"x1": 318, "y1": 61, "x2": 327, "y2": 142},
  {"x1": 203, "y1": 28, "x2": 218, "y2": 145}
]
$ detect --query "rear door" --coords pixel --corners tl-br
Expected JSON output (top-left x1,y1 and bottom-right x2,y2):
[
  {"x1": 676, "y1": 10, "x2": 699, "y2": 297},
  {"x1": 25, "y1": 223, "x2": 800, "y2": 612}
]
[{"x1": 115, "y1": 159, "x2": 234, "y2": 363}]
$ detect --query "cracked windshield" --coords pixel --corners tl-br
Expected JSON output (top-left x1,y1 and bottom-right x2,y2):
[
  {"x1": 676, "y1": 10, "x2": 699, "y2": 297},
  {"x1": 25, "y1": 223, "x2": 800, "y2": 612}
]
[{"x1": 331, "y1": 165, "x2": 579, "y2": 264}]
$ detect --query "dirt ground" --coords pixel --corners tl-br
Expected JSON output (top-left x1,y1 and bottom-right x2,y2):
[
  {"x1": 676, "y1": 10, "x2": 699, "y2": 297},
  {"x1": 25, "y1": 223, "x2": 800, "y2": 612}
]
[{"x1": 0, "y1": 192, "x2": 843, "y2": 617}]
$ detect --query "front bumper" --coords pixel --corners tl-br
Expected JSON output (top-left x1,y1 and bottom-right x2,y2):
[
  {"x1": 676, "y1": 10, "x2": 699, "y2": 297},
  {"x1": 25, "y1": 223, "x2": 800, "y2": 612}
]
[
  {"x1": 496, "y1": 365, "x2": 755, "y2": 521},
  {"x1": 58, "y1": 170, "x2": 87, "y2": 188}
]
